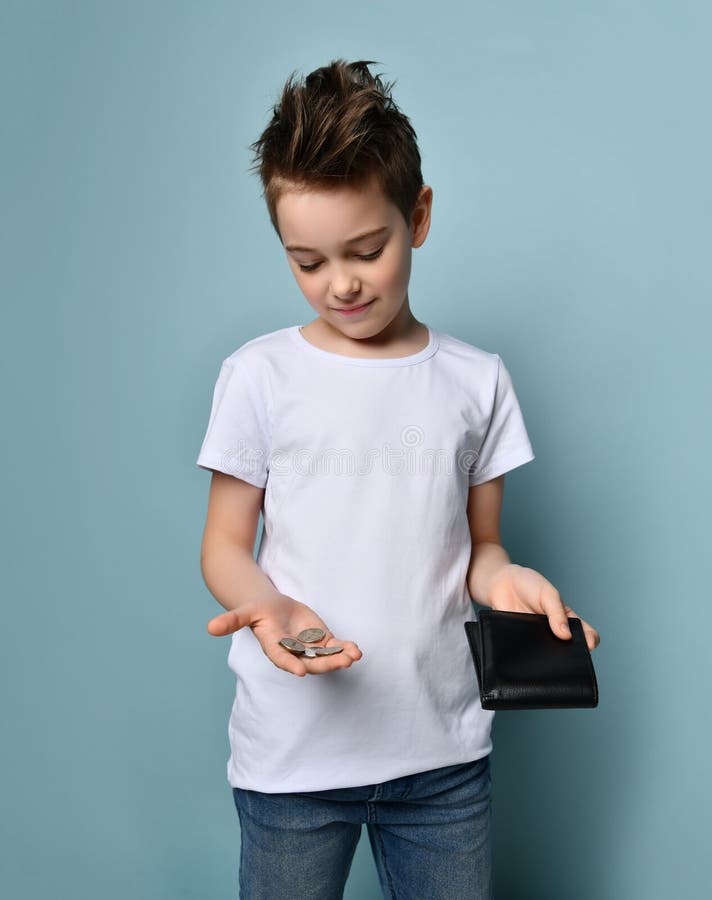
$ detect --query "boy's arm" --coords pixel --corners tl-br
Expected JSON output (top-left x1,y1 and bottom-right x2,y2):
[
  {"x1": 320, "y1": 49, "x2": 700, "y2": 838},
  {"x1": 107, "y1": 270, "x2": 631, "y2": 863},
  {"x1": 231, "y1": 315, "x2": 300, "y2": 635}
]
[
  {"x1": 200, "y1": 471, "x2": 363, "y2": 675},
  {"x1": 465, "y1": 475, "x2": 510, "y2": 605},
  {"x1": 200, "y1": 470, "x2": 282, "y2": 611},
  {"x1": 466, "y1": 475, "x2": 600, "y2": 651}
]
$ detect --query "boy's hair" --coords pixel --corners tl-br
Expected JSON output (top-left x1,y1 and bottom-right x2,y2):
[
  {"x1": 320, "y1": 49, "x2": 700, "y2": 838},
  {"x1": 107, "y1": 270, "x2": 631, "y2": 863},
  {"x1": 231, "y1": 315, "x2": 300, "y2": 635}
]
[{"x1": 249, "y1": 59, "x2": 424, "y2": 238}]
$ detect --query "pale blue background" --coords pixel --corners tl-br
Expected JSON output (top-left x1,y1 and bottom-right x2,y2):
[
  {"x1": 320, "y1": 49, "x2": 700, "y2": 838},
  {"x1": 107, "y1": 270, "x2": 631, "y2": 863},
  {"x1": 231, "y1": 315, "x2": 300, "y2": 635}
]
[{"x1": 2, "y1": 1, "x2": 710, "y2": 898}]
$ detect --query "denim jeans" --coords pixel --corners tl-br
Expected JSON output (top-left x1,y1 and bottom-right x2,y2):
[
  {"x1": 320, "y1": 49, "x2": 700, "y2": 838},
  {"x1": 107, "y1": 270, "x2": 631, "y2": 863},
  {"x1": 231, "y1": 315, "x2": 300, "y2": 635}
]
[{"x1": 231, "y1": 754, "x2": 493, "y2": 900}]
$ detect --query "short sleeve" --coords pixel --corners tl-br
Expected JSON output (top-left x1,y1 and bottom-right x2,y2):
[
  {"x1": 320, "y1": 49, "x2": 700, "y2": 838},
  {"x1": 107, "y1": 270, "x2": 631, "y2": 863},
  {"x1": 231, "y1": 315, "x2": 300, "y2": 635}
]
[
  {"x1": 468, "y1": 355, "x2": 535, "y2": 486},
  {"x1": 195, "y1": 356, "x2": 271, "y2": 488}
]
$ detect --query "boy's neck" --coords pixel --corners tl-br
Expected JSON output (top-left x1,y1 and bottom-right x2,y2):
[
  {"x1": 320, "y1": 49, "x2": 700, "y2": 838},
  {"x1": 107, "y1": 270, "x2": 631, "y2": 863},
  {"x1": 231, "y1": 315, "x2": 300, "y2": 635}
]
[{"x1": 301, "y1": 301, "x2": 429, "y2": 359}]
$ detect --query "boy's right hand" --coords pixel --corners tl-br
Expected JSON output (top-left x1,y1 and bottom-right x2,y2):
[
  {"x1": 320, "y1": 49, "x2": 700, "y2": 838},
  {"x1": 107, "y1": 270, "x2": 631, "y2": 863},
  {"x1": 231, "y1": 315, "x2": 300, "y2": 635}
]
[{"x1": 206, "y1": 594, "x2": 363, "y2": 677}]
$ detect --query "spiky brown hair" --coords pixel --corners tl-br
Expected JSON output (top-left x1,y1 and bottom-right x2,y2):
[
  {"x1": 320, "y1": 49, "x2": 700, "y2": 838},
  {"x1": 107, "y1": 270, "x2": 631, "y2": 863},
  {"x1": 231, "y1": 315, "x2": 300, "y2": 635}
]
[{"x1": 249, "y1": 59, "x2": 424, "y2": 238}]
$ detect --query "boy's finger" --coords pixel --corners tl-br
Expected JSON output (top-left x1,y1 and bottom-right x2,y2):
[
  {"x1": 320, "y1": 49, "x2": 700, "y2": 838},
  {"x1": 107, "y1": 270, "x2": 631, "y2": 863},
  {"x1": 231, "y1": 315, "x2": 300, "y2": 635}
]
[
  {"x1": 580, "y1": 619, "x2": 601, "y2": 651},
  {"x1": 295, "y1": 640, "x2": 363, "y2": 675},
  {"x1": 303, "y1": 653, "x2": 357, "y2": 675},
  {"x1": 339, "y1": 640, "x2": 363, "y2": 661},
  {"x1": 270, "y1": 646, "x2": 308, "y2": 677},
  {"x1": 267, "y1": 636, "x2": 349, "y2": 677},
  {"x1": 317, "y1": 638, "x2": 362, "y2": 663},
  {"x1": 556, "y1": 606, "x2": 600, "y2": 651}
]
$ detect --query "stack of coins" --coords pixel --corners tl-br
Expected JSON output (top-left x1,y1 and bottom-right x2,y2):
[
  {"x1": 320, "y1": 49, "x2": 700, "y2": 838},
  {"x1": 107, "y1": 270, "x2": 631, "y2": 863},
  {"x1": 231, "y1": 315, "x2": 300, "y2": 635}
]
[{"x1": 279, "y1": 628, "x2": 343, "y2": 658}]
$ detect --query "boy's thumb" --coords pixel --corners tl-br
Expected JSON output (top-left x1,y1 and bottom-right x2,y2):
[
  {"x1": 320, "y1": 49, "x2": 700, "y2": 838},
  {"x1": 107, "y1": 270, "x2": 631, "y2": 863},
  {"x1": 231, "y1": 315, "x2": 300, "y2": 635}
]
[
  {"x1": 553, "y1": 616, "x2": 571, "y2": 639},
  {"x1": 206, "y1": 604, "x2": 253, "y2": 637}
]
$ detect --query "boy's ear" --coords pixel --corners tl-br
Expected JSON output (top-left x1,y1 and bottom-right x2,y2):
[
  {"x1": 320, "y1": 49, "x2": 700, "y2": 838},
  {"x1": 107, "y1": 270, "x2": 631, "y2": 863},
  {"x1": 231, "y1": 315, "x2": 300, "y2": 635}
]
[{"x1": 410, "y1": 185, "x2": 433, "y2": 248}]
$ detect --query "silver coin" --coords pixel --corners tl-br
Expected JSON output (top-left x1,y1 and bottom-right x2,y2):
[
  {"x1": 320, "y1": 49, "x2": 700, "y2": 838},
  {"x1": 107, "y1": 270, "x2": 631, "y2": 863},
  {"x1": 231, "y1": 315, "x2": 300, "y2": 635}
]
[
  {"x1": 313, "y1": 646, "x2": 343, "y2": 656},
  {"x1": 304, "y1": 647, "x2": 318, "y2": 658},
  {"x1": 279, "y1": 637, "x2": 305, "y2": 654},
  {"x1": 297, "y1": 628, "x2": 326, "y2": 644}
]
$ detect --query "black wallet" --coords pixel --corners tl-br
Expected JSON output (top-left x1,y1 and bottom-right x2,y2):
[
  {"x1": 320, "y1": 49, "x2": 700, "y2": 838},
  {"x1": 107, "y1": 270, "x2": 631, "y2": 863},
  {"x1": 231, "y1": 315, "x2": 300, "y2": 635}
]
[{"x1": 464, "y1": 609, "x2": 599, "y2": 710}]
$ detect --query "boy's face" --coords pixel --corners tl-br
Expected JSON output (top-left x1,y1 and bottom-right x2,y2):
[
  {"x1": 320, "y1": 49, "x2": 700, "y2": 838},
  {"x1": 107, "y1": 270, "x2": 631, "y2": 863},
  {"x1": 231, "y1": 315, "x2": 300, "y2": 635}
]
[{"x1": 275, "y1": 176, "x2": 432, "y2": 343}]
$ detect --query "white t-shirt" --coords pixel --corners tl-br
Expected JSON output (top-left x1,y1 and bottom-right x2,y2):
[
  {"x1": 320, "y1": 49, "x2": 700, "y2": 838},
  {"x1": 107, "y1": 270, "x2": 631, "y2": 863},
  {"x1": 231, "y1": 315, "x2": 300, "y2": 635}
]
[{"x1": 196, "y1": 324, "x2": 535, "y2": 792}]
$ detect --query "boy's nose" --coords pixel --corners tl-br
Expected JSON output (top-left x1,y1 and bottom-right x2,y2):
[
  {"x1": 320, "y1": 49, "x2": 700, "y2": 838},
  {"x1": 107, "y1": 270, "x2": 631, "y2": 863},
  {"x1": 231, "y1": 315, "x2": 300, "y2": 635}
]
[{"x1": 330, "y1": 270, "x2": 361, "y2": 302}]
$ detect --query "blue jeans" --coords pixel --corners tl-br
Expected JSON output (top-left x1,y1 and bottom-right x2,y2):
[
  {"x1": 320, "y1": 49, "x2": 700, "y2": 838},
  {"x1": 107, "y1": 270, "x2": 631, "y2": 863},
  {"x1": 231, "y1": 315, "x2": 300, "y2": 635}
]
[{"x1": 231, "y1": 754, "x2": 493, "y2": 900}]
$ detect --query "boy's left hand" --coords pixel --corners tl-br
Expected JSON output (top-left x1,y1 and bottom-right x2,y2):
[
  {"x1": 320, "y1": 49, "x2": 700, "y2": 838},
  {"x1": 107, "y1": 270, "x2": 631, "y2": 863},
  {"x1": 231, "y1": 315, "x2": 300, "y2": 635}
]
[{"x1": 486, "y1": 564, "x2": 601, "y2": 651}]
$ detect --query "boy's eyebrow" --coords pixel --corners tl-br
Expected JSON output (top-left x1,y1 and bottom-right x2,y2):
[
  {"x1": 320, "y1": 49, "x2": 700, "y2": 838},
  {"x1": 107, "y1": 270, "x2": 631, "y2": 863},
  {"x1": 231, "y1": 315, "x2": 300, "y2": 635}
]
[{"x1": 285, "y1": 226, "x2": 389, "y2": 253}]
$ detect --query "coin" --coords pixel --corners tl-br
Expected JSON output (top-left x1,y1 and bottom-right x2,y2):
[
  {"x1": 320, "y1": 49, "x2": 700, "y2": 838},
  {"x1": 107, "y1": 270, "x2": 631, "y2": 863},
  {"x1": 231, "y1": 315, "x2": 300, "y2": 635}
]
[
  {"x1": 298, "y1": 628, "x2": 326, "y2": 643},
  {"x1": 304, "y1": 647, "x2": 318, "y2": 658},
  {"x1": 279, "y1": 637, "x2": 305, "y2": 654},
  {"x1": 313, "y1": 646, "x2": 343, "y2": 656}
]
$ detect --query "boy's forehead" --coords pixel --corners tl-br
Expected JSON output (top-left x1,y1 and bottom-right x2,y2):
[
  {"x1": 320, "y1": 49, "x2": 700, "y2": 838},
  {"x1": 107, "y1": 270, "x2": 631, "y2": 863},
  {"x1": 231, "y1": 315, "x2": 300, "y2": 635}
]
[{"x1": 276, "y1": 178, "x2": 399, "y2": 247}]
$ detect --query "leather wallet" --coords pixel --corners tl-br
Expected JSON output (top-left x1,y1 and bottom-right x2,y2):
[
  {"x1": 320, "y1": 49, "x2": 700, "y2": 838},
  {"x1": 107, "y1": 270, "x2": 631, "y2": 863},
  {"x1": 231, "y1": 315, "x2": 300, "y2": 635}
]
[{"x1": 464, "y1": 609, "x2": 599, "y2": 710}]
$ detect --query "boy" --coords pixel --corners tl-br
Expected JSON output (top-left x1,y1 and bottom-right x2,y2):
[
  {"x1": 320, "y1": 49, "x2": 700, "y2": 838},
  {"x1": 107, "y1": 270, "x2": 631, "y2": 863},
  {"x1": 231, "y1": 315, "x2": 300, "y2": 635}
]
[{"x1": 196, "y1": 59, "x2": 600, "y2": 900}]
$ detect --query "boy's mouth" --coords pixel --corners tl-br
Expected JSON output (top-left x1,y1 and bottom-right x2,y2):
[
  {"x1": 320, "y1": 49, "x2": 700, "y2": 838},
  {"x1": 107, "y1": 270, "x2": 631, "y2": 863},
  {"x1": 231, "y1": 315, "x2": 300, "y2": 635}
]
[{"x1": 332, "y1": 299, "x2": 375, "y2": 317}]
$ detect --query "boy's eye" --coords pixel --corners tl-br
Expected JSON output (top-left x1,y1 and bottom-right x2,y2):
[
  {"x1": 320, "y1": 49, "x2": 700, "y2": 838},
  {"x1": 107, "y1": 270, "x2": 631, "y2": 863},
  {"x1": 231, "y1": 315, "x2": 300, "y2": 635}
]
[
  {"x1": 297, "y1": 247, "x2": 384, "y2": 273},
  {"x1": 358, "y1": 247, "x2": 384, "y2": 262}
]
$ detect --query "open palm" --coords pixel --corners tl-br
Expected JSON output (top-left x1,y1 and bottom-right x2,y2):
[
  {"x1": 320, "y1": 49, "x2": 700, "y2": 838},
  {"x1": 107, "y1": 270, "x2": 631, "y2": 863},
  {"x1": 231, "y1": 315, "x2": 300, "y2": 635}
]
[{"x1": 207, "y1": 593, "x2": 363, "y2": 676}]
